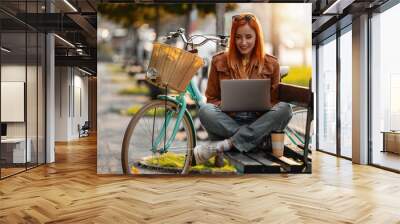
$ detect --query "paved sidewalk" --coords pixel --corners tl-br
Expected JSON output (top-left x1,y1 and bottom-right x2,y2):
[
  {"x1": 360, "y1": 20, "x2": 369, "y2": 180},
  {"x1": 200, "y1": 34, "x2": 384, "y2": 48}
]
[{"x1": 98, "y1": 63, "x2": 147, "y2": 174}]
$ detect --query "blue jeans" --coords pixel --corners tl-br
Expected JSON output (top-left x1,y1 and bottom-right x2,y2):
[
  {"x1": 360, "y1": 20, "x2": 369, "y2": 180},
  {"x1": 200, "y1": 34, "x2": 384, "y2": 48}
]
[{"x1": 198, "y1": 102, "x2": 293, "y2": 152}]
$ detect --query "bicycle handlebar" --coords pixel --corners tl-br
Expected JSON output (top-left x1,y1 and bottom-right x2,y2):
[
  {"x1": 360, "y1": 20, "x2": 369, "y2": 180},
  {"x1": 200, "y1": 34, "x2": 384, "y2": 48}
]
[{"x1": 165, "y1": 28, "x2": 229, "y2": 50}]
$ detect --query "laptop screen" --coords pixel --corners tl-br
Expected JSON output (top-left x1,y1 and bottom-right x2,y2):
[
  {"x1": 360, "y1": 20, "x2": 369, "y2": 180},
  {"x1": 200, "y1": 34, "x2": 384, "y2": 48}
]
[{"x1": 220, "y1": 79, "x2": 271, "y2": 112}]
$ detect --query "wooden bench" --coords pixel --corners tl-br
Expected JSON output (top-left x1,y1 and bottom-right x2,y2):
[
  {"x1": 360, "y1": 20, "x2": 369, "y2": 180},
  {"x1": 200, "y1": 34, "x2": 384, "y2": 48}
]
[{"x1": 225, "y1": 82, "x2": 313, "y2": 174}]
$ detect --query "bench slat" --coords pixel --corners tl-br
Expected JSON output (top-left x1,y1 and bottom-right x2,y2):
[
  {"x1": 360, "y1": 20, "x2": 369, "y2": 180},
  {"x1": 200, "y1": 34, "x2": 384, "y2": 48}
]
[
  {"x1": 225, "y1": 151, "x2": 262, "y2": 173},
  {"x1": 245, "y1": 151, "x2": 282, "y2": 173},
  {"x1": 244, "y1": 151, "x2": 280, "y2": 167},
  {"x1": 284, "y1": 144, "x2": 312, "y2": 162},
  {"x1": 278, "y1": 83, "x2": 311, "y2": 108},
  {"x1": 266, "y1": 153, "x2": 304, "y2": 173},
  {"x1": 225, "y1": 151, "x2": 281, "y2": 173}
]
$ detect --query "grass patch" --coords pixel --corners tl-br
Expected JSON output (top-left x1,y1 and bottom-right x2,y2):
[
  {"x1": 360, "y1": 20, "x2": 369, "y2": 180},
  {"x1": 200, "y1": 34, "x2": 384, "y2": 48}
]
[
  {"x1": 111, "y1": 76, "x2": 131, "y2": 83},
  {"x1": 146, "y1": 152, "x2": 186, "y2": 168},
  {"x1": 118, "y1": 86, "x2": 150, "y2": 95},
  {"x1": 191, "y1": 156, "x2": 237, "y2": 173},
  {"x1": 121, "y1": 104, "x2": 198, "y2": 117},
  {"x1": 106, "y1": 64, "x2": 126, "y2": 74},
  {"x1": 121, "y1": 105, "x2": 166, "y2": 116},
  {"x1": 145, "y1": 152, "x2": 236, "y2": 173},
  {"x1": 281, "y1": 66, "x2": 312, "y2": 88}
]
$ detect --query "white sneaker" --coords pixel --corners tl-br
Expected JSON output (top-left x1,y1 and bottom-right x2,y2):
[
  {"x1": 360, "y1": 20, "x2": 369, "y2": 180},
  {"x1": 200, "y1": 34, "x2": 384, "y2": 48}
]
[{"x1": 194, "y1": 141, "x2": 220, "y2": 165}]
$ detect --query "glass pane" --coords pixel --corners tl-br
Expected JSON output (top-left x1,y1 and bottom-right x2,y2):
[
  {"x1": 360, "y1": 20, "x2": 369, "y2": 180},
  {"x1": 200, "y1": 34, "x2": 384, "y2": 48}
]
[
  {"x1": 38, "y1": 32, "x2": 45, "y2": 165},
  {"x1": 371, "y1": 4, "x2": 400, "y2": 171},
  {"x1": 318, "y1": 37, "x2": 337, "y2": 154},
  {"x1": 1, "y1": 30, "x2": 27, "y2": 177},
  {"x1": 0, "y1": 1, "x2": 28, "y2": 32},
  {"x1": 27, "y1": 31, "x2": 38, "y2": 169},
  {"x1": 340, "y1": 29, "x2": 352, "y2": 158},
  {"x1": 311, "y1": 45, "x2": 317, "y2": 151},
  {"x1": 26, "y1": 0, "x2": 38, "y2": 169},
  {"x1": 0, "y1": 1, "x2": 46, "y2": 178}
]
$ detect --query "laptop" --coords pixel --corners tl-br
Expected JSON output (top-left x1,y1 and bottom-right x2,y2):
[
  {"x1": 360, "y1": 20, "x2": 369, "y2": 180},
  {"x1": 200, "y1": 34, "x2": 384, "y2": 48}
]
[{"x1": 220, "y1": 79, "x2": 271, "y2": 112}]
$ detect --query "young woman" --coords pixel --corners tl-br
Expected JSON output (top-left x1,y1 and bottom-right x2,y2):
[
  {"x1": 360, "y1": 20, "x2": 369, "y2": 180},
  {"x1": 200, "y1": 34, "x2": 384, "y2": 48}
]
[{"x1": 194, "y1": 13, "x2": 293, "y2": 166}]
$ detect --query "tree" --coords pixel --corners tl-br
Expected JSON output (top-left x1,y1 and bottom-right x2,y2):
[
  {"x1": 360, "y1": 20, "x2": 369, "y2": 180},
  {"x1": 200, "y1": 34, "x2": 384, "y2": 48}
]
[{"x1": 98, "y1": 3, "x2": 237, "y2": 38}]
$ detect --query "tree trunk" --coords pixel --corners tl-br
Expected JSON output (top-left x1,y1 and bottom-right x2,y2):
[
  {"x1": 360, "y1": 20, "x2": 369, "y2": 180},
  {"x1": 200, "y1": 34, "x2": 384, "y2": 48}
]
[
  {"x1": 185, "y1": 4, "x2": 193, "y2": 36},
  {"x1": 155, "y1": 5, "x2": 160, "y2": 40},
  {"x1": 216, "y1": 3, "x2": 225, "y2": 52},
  {"x1": 271, "y1": 5, "x2": 279, "y2": 58}
]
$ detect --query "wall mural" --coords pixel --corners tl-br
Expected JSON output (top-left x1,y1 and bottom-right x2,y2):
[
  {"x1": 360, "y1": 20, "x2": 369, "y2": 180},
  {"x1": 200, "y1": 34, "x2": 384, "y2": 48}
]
[{"x1": 97, "y1": 3, "x2": 313, "y2": 175}]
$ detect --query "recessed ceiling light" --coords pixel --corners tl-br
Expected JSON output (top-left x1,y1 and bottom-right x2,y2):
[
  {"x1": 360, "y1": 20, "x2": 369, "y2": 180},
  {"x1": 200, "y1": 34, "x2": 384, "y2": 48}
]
[
  {"x1": 1, "y1": 47, "x2": 11, "y2": 53},
  {"x1": 54, "y1": 34, "x2": 75, "y2": 48},
  {"x1": 63, "y1": 0, "x2": 78, "y2": 12},
  {"x1": 78, "y1": 67, "x2": 93, "y2": 76},
  {"x1": 322, "y1": 0, "x2": 354, "y2": 15}
]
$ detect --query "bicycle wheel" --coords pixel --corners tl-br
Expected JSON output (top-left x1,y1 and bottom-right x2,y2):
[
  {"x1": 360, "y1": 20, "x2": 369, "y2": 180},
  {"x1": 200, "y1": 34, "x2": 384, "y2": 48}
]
[{"x1": 121, "y1": 100, "x2": 195, "y2": 175}]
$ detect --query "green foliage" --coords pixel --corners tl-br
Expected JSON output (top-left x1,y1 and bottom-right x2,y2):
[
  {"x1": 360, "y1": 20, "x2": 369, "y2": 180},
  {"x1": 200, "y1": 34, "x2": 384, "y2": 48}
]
[
  {"x1": 145, "y1": 152, "x2": 236, "y2": 173},
  {"x1": 98, "y1": 4, "x2": 170, "y2": 28},
  {"x1": 146, "y1": 152, "x2": 186, "y2": 168},
  {"x1": 106, "y1": 64, "x2": 125, "y2": 74},
  {"x1": 121, "y1": 104, "x2": 197, "y2": 117},
  {"x1": 191, "y1": 156, "x2": 237, "y2": 173},
  {"x1": 98, "y1": 3, "x2": 237, "y2": 28},
  {"x1": 121, "y1": 105, "x2": 140, "y2": 116},
  {"x1": 121, "y1": 105, "x2": 166, "y2": 117},
  {"x1": 281, "y1": 66, "x2": 312, "y2": 88},
  {"x1": 118, "y1": 86, "x2": 150, "y2": 95}
]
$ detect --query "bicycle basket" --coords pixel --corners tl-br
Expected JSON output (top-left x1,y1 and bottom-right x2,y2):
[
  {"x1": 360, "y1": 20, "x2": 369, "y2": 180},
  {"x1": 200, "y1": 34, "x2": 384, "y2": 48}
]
[{"x1": 146, "y1": 43, "x2": 204, "y2": 93}]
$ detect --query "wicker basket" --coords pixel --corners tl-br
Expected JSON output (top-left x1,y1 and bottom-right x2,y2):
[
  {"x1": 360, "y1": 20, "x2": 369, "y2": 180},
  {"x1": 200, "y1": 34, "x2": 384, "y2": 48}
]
[{"x1": 146, "y1": 43, "x2": 204, "y2": 93}]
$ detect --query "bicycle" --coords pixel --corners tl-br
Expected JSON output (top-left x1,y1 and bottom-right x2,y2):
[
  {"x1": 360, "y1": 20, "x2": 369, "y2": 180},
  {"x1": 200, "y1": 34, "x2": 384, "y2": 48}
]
[{"x1": 121, "y1": 28, "x2": 229, "y2": 175}]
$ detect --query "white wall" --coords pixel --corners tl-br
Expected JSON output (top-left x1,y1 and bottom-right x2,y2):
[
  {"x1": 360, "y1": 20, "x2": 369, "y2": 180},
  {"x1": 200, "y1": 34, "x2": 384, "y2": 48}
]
[
  {"x1": 1, "y1": 65, "x2": 26, "y2": 138},
  {"x1": 1, "y1": 64, "x2": 46, "y2": 164},
  {"x1": 55, "y1": 67, "x2": 89, "y2": 141},
  {"x1": 1, "y1": 65, "x2": 25, "y2": 142},
  {"x1": 76, "y1": 72, "x2": 89, "y2": 138},
  {"x1": 55, "y1": 67, "x2": 69, "y2": 141},
  {"x1": 1, "y1": 65, "x2": 25, "y2": 128},
  {"x1": 1, "y1": 82, "x2": 25, "y2": 122}
]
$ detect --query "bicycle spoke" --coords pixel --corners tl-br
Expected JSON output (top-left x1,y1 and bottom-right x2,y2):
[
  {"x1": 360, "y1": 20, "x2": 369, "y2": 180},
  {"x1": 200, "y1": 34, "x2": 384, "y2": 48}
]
[
  {"x1": 151, "y1": 107, "x2": 157, "y2": 149},
  {"x1": 123, "y1": 100, "x2": 194, "y2": 174}
]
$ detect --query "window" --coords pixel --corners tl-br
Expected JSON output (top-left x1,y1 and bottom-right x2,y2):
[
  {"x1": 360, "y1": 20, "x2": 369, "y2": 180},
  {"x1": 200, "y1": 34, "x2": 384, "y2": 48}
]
[
  {"x1": 371, "y1": 3, "x2": 400, "y2": 171},
  {"x1": 317, "y1": 36, "x2": 337, "y2": 154},
  {"x1": 339, "y1": 28, "x2": 352, "y2": 158},
  {"x1": 0, "y1": 1, "x2": 46, "y2": 179}
]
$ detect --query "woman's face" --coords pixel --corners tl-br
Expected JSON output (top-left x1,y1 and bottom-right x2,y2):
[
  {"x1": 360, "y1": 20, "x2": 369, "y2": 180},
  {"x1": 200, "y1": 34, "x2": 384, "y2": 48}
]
[{"x1": 235, "y1": 23, "x2": 256, "y2": 58}]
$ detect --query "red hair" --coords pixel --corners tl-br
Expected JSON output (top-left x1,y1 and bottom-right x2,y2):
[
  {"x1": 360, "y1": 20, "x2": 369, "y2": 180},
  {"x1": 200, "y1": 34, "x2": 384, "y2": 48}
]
[{"x1": 227, "y1": 13, "x2": 265, "y2": 79}]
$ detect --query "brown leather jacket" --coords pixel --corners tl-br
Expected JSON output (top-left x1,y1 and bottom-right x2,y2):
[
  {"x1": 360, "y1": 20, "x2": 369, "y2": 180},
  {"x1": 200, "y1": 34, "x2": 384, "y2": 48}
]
[{"x1": 205, "y1": 51, "x2": 280, "y2": 108}]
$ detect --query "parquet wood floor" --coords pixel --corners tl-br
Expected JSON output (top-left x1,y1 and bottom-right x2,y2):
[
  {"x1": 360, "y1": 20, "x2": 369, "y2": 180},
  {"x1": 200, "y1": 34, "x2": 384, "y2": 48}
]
[
  {"x1": 1, "y1": 167, "x2": 26, "y2": 178},
  {"x1": 1, "y1": 134, "x2": 399, "y2": 223}
]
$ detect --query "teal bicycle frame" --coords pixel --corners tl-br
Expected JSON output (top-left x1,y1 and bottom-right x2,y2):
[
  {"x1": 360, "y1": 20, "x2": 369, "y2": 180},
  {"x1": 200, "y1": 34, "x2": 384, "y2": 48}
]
[
  {"x1": 150, "y1": 79, "x2": 204, "y2": 154},
  {"x1": 149, "y1": 77, "x2": 305, "y2": 155}
]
